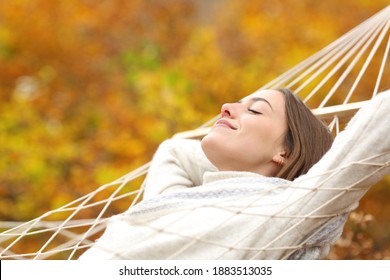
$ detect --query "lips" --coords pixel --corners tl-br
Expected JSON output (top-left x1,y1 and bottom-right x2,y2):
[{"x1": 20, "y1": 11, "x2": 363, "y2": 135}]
[{"x1": 214, "y1": 119, "x2": 237, "y2": 130}]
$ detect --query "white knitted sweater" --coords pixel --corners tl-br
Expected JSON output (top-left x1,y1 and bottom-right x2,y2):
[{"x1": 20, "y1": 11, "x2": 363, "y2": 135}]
[{"x1": 80, "y1": 90, "x2": 390, "y2": 260}]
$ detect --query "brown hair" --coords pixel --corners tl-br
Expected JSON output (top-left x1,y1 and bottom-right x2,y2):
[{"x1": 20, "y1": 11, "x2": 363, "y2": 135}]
[{"x1": 275, "y1": 88, "x2": 333, "y2": 180}]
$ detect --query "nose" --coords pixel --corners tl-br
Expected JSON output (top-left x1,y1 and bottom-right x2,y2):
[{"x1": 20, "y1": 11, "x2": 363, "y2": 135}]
[
  {"x1": 221, "y1": 102, "x2": 240, "y2": 118},
  {"x1": 221, "y1": 103, "x2": 232, "y2": 118}
]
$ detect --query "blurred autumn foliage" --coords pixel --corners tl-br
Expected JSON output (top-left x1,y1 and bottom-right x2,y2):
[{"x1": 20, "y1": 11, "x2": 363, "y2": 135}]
[{"x1": 0, "y1": 0, "x2": 389, "y2": 259}]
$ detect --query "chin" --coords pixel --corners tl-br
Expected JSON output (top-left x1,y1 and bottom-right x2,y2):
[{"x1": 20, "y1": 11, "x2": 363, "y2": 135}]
[
  {"x1": 200, "y1": 135, "x2": 212, "y2": 159},
  {"x1": 200, "y1": 135, "x2": 222, "y2": 168}
]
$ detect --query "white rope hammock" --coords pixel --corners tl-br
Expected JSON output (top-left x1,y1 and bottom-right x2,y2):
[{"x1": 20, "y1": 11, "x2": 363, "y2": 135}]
[{"x1": 0, "y1": 5, "x2": 389, "y2": 260}]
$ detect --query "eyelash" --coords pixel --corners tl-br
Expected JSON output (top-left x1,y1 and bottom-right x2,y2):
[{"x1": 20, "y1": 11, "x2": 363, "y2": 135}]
[{"x1": 248, "y1": 108, "x2": 262, "y2": 115}]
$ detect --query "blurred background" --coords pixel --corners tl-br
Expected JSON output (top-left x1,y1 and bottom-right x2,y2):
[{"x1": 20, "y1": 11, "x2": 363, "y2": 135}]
[{"x1": 0, "y1": 0, "x2": 389, "y2": 259}]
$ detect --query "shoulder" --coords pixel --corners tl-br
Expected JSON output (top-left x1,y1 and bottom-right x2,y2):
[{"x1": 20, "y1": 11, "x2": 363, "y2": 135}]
[
  {"x1": 150, "y1": 138, "x2": 203, "y2": 163},
  {"x1": 157, "y1": 138, "x2": 202, "y2": 153}
]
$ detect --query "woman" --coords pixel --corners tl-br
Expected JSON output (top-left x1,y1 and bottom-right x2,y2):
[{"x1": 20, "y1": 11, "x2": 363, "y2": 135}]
[
  {"x1": 80, "y1": 88, "x2": 390, "y2": 260},
  {"x1": 143, "y1": 88, "x2": 332, "y2": 199}
]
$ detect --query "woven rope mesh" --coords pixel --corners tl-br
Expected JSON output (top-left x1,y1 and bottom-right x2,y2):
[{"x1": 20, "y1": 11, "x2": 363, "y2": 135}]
[{"x1": 0, "y1": 5, "x2": 389, "y2": 260}]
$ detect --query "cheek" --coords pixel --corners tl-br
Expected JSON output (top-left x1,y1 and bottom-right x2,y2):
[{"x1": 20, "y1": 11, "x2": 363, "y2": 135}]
[
  {"x1": 241, "y1": 122, "x2": 270, "y2": 147},
  {"x1": 239, "y1": 124, "x2": 281, "y2": 160},
  {"x1": 239, "y1": 134, "x2": 270, "y2": 162}
]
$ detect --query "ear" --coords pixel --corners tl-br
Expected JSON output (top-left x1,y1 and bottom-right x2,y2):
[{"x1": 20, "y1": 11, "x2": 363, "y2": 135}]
[{"x1": 272, "y1": 152, "x2": 287, "y2": 166}]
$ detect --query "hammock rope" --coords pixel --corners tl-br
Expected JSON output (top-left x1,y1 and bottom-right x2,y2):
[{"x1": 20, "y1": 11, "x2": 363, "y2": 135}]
[{"x1": 0, "y1": 5, "x2": 389, "y2": 260}]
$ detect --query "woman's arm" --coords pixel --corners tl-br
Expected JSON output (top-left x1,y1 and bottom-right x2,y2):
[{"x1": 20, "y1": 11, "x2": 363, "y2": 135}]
[
  {"x1": 143, "y1": 138, "x2": 217, "y2": 199},
  {"x1": 288, "y1": 90, "x2": 390, "y2": 245}
]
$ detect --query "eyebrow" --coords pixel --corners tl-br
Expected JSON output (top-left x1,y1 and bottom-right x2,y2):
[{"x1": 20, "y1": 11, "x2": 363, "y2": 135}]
[{"x1": 239, "y1": 97, "x2": 274, "y2": 111}]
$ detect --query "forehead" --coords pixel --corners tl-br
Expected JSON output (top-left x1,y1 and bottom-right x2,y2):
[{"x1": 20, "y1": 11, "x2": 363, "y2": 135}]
[{"x1": 244, "y1": 90, "x2": 285, "y2": 108}]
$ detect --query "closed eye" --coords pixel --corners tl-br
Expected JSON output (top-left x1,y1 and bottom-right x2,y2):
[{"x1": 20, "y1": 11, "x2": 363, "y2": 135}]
[{"x1": 248, "y1": 108, "x2": 262, "y2": 114}]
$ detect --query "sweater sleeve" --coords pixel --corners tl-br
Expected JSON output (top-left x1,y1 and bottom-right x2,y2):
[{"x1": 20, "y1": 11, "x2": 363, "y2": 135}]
[
  {"x1": 296, "y1": 90, "x2": 389, "y2": 211},
  {"x1": 288, "y1": 90, "x2": 390, "y2": 252},
  {"x1": 143, "y1": 138, "x2": 217, "y2": 200}
]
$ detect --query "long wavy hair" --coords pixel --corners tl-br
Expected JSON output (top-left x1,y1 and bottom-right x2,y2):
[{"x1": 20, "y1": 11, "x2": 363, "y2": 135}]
[{"x1": 275, "y1": 88, "x2": 333, "y2": 180}]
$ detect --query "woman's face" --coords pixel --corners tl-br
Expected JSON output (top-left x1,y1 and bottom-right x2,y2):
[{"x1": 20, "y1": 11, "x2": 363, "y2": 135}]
[{"x1": 201, "y1": 89, "x2": 288, "y2": 175}]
